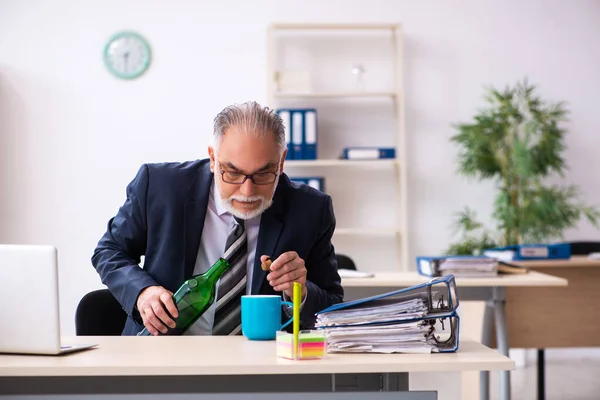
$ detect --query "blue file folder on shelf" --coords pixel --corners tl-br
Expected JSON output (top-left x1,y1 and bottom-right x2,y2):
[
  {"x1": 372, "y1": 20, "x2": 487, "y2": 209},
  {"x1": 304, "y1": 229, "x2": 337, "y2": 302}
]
[
  {"x1": 290, "y1": 177, "x2": 325, "y2": 192},
  {"x1": 341, "y1": 147, "x2": 396, "y2": 160},
  {"x1": 303, "y1": 109, "x2": 317, "y2": 159},
  {"x1": 276, "y1": 109, "x2": 292, "y2": 160},
  {"x1": 291, "y1": 110, "x2": 303, "y2": 159},
  {"x1": 276, "y1": 108, "x2": 317, "y2": 160},
  {"x1": 483, "y1": 243, "x2": 571, "y2": 261},
  {"x1": 315, "y1": 275, "x2": 460, "y2": 354}
]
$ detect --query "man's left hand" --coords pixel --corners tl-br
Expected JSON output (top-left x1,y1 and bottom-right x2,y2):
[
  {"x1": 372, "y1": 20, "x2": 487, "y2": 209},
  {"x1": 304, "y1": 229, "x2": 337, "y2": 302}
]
[{"x1": 263, "y1": 252, "x2": 307, "y2": 299}]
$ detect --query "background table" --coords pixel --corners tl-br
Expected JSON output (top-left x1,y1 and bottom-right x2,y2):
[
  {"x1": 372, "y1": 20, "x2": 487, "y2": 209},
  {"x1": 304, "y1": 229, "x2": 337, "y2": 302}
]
[{"x1": 497, "y1": 256, "x2": 600, "y2": 400}]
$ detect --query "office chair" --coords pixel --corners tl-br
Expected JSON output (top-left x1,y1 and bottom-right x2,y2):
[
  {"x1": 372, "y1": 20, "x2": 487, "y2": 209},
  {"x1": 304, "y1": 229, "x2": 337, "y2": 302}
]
[
  {"x1": 336, "y1": 254, "x2": 357, "y2": 270},
  {"x1": 567, "y1": 241, "x2": 600, "y2": 255},
  {"x1": 75, "y1": 289, "x2": 127, "y2": 336}
]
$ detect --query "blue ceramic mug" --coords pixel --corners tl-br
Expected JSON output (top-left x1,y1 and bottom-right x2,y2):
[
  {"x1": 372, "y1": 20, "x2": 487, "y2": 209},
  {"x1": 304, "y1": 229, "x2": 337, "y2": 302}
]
[{"x1": 241, "y1": 295, "x2": 294, "y2": 340}]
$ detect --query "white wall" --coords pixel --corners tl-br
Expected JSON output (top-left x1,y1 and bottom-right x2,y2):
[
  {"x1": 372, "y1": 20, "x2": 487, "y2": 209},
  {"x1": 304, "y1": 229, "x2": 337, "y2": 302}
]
[{"x1": 2, "y1": 0, "x2": 600, "y2": 338}]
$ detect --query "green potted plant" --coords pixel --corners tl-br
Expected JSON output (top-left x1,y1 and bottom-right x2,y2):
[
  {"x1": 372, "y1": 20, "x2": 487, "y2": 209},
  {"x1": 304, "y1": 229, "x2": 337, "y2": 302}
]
[{"x1": 445, "y1": 79, "x2": 599, "y2": 255}]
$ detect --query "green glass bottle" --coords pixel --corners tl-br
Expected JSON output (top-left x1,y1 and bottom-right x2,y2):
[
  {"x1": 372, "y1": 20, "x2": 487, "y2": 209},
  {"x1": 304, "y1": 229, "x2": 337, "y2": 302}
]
[{"x1": 137, "y1": 257, "x2": 230, "y2": 336}]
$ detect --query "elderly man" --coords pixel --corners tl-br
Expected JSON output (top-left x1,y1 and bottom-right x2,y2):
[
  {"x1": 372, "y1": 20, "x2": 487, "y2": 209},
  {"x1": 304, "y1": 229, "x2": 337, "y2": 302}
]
[{"x1": 91, "y1": 101, "x2": 344, "y2": 336}]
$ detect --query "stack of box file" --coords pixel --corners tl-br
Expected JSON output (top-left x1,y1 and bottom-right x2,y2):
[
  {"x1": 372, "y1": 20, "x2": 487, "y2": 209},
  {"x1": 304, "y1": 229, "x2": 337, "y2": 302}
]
[
  {"x1": 340, "y1": 147, "x2": 396, "y2": 160},
  {"x1": 417, "y1": 255, "x2": 528, "y2": 277},
  {"x1": 483, "y1": 243, "x2": 571, "y2": 261},
  {"x1": 420, "y1": 256, "x2": 497, "y2": 278},
  {"x1": 290, "y1": 177, "x2": 325, "y2": 192},
  {"x1": 315, "y1": 275, "x2": 460, "y2": 354},
  {"x1": 276, "y1": 108, "x2": 317, "y2": 160}
]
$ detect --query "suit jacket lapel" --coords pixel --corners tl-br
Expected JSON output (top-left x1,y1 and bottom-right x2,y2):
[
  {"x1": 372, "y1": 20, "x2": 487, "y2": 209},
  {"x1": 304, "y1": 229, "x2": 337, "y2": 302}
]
[{"x1": 184, "y1": 163, "x2": 213, "y2": 279}]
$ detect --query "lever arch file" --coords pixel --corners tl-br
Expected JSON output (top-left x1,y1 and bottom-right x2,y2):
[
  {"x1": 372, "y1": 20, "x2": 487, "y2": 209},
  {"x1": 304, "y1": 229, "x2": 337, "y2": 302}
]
[
  {"x1": 315, "y1": 275, "x2": 460, "y2": 353},
  {"x1": 417, "y1": 255, "x2": 529, "y2": 277},
  {"x1": 483, "y1": 243, "x2": 571, "y2": 261},
  {"x1": 417, "y1": 256, "x2": 497, "y2": 278},
  {"x1": 277, "y1": 109, "x2": 292, "y2": 160}
]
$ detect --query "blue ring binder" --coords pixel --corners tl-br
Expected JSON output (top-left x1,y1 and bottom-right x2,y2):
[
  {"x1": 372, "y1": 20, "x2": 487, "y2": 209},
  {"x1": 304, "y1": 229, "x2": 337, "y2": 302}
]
[{"x1": 315, "y1": 274, "x2": 460, "y2": 353}]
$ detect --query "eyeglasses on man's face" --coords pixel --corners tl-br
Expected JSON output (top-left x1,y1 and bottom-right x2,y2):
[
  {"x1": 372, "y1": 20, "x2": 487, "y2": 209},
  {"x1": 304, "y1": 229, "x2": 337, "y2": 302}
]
[{"x1": 218, "y1": 163, "x2": 279, "y2": 185}]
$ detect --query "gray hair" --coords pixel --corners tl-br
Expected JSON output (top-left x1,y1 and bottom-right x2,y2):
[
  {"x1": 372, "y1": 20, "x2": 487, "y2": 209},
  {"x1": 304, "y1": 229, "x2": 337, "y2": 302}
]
[{"x1": 212, "y1": 101, "x2": 286, "y2": 154}]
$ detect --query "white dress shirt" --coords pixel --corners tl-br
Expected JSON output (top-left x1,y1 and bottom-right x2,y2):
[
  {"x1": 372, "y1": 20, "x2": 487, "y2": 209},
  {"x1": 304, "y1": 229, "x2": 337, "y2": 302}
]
[{"x1": 184, "y1": 181, "x2": 261, "y2": 335}]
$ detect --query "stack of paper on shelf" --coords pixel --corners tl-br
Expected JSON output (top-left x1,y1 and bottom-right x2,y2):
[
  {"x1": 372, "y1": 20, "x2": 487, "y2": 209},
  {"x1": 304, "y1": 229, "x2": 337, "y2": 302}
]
[{"x1": 315, "y1": 275, "x2": 460, "y2": 354}]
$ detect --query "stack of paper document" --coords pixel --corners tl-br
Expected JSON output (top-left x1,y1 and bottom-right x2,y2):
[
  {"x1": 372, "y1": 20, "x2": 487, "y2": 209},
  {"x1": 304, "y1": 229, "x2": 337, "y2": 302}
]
[
  {"x1": 315, "y1": 275, "x2": 461, "y2": 354},
  {"x1": 438, "y1": 257, "x2": 498, "y2": 277},
  {"x1": 417, "y1": 256, "x2": 498, "y2": 277},
  {"x1": 321, "y1": 321, "x2": 436, "y2": 354},
  {"x1": 417, "y1": 255, "x2": 528, "y2": 277},
  {"x1": 315, "y1": 294, "x2": 437, "y2": 354},
  {"x1": 315, "y1": 294, "x2": 429, "y2": 327}
]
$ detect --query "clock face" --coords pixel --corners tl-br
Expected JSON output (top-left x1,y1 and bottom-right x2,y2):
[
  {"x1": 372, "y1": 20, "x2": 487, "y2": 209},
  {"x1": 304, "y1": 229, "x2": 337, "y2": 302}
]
[{"x1": 103, "y1": 31, "x2": 151, "y2": 79}]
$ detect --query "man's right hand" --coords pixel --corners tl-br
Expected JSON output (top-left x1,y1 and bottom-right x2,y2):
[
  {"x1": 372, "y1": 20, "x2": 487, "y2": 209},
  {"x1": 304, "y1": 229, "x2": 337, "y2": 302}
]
[{"x1": 136, "y1": 286, "x2": 179, "y2": 336}]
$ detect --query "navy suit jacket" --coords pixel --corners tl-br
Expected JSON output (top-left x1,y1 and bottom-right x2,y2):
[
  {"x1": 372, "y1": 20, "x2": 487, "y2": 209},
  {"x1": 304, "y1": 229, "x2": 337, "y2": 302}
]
[{"x1": 91, "y1": 159, "x2": 344, "y2": 335}]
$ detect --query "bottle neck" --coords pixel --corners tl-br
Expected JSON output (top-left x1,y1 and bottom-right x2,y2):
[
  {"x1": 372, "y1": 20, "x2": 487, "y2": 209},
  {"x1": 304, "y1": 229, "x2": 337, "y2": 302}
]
[{"x1": 202, "y1": 258, "x2": 231, "y2": 286}]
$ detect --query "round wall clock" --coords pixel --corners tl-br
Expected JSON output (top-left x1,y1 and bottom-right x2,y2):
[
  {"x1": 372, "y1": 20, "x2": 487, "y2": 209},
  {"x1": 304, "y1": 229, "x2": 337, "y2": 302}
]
[{"x1": 103, "y1": 31, "x2": 151, "y2": 79}]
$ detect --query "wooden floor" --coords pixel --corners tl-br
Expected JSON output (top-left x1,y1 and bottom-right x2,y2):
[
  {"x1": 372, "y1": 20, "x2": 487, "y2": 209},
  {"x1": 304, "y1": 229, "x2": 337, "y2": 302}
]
[{"x1": 410, "y1": 348, "x2": 600, "y2": 400}]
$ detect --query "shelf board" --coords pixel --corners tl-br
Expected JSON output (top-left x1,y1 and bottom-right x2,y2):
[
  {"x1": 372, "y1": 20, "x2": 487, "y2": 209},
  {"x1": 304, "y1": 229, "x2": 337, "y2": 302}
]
[
  {"x1": 270, "y1": 23, "x2": 400, "y2": 31},
  {"x1": 285, "y1": 159, "x2": 398, "y2": 168},
  {"x1": 274, "y1": 91, "x2": 397, "y2": 99},
  {"x1": 334, "y1": 228, "x2": 399, "y2": 237}
]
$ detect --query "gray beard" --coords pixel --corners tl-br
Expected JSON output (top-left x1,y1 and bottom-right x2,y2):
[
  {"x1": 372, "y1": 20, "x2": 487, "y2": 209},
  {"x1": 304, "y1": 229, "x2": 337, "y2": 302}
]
[{"x1": 218, "y1": 174, "x2": 279, "y2": 220}]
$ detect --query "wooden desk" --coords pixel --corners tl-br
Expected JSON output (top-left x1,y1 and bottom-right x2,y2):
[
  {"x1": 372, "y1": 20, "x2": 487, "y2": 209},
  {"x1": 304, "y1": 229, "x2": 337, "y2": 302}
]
[
  {"x1": 515, "y1": 256, "x2": 600, "y2": 269},
  {"x1": 340, "y1": 270, "x2": 567, "y2": 400},
  {"x1": 506, "y1": 256, "x2": 600, "y2": 348},
  {"x1": 499, "y1": 257, "x2": 600, "y2": 400},
  {"x1": 341, "y1": 271, "x2": 567, "y2": 288},
  {"x1": 0, "y1": 336, "x2": 512, "y2": 399}
]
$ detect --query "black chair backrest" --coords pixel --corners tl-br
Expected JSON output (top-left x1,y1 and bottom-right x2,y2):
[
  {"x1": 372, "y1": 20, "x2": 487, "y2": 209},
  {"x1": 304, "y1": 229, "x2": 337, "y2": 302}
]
[
  {"x1": 75, "y1": 289, "x2": 127, "y2": 336},
  {"x1": 336, "y1": 254, "x2": 357, "y2": 270},
  {"x1": 566, "y1": 241, "x2": 600, "y2": 255}
]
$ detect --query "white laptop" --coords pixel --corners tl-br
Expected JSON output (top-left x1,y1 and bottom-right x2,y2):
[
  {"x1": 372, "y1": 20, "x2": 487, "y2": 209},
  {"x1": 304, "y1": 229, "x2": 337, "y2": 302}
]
[{"x1": 0, "y1": 244, "x2": 97, "y2": 355}]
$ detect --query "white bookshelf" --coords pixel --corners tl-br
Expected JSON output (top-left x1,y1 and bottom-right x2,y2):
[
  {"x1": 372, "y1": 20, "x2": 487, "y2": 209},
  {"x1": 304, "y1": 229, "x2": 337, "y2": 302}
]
[
  {"x1": 269, "y1": 23, "x2": 400, "y2": 31},
  {"x1": 285, "y1": 159, "x2": 398, "y2": 168},
  {"x1": 267, "y1": 23, "x2": 408, "y2": 272},
  {"x1": 273, "y1": 91, "x2": 397, "y2": 99}
]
